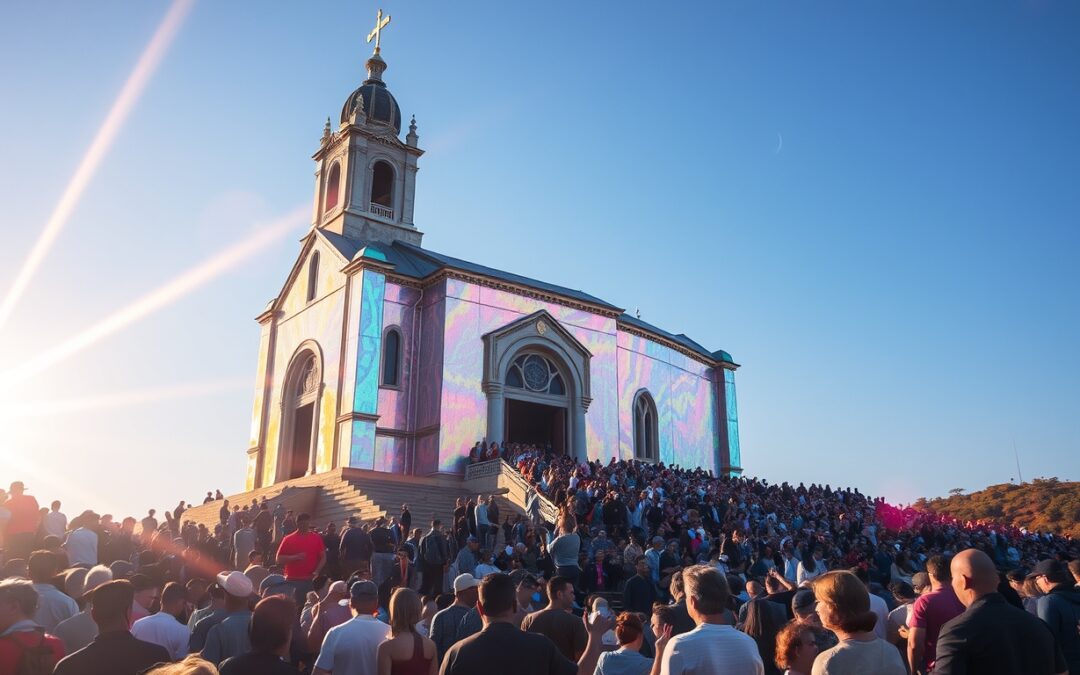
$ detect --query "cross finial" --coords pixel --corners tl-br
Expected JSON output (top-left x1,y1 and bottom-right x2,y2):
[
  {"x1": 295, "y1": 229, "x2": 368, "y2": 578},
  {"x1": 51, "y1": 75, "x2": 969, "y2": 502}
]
[{"x1": 367, "y1": 9, "x2": 391, "y2": 54}]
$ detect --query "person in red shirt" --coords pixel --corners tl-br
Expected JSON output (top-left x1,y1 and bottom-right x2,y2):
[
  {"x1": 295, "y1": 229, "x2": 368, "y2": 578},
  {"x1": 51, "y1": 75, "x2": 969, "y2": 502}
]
[
  {"x1": 908, "y1": 554, "x2": 965, "y2": 674},
  {"x1": 275, "y1": 513, "x2": 325, "y2": 600},
  {"x1": 0, "y1": 578, "x2": 66, "y2": 673},
  {"x1": 4, "y1": 482, "x2": 41, "y2": 559}
]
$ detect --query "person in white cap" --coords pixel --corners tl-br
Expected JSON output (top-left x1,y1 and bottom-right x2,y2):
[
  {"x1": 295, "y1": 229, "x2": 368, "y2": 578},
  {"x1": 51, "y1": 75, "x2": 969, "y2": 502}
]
[
  {"x1": 53, "y1": 564, "x2": 112, "y2": 654},
  {"x1": 201, "y1": 570, "x2": 254, "y2": 666},
  {"x1": 313, "y1": 580, "x2": 390, "y2": 675},
  {"x1": 430, "y1": 573, "x2": 480, "y2": 665}
]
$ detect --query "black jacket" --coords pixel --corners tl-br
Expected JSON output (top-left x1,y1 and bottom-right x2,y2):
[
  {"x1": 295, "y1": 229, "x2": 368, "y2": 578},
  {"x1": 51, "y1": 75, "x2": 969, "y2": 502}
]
[
  {"x1": 934, "y1": 593, "x2": 1066, "y2": 675},
  {"x1": 1035, "y1": 585, "x2": 1080, "y2": 674}
]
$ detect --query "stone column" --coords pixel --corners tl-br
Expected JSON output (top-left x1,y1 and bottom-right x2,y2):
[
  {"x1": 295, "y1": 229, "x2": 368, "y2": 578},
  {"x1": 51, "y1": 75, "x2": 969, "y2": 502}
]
[
  {"x1": 572, "y1": 395, "x2": 588, "y2": 461},
  {"x1": 484, "y1": 382, "x2": 505, "y2": 446}
]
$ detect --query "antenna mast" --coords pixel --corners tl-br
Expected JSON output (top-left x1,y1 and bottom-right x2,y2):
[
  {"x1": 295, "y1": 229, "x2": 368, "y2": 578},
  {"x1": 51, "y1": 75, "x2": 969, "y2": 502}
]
[{"x1": 1013, "y1": 439, "x2": 1023, "y2": 484}]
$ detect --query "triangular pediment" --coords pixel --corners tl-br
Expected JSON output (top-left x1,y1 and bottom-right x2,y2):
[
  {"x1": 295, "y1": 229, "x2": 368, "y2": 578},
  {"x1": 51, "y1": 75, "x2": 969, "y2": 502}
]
[
  {"x1": 481, "y1": 310, "x2": 592, "y2": 402},
  {"x1": 262, "y1": 229, "x2": 354, "y2": 318},
  {"x1": 483, "y1": 309, "x2": 592, "y2": 359}
]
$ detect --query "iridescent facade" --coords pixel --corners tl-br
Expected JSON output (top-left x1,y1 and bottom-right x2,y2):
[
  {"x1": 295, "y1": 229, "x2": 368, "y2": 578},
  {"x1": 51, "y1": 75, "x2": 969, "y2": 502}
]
[{"x1": 244, "y1": 37, "x2": 741, "y2": 490}]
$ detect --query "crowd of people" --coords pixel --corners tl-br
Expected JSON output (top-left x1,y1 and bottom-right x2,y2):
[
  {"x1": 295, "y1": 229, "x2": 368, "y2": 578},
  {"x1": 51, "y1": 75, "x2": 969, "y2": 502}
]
[{"x1": 0, "y1": 442, "x2": 1077, "y2": 675}]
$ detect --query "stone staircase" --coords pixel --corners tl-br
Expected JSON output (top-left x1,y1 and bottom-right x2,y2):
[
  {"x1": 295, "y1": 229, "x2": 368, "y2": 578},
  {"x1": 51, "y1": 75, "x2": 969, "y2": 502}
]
[{"x1": 180, "y1": 467, "x2": 527, "y2": 534}]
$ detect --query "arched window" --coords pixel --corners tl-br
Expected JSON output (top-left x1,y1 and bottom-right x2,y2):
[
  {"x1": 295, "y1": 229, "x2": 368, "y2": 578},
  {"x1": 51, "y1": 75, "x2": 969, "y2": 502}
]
[
  {"x1": 381, "y1": 327, "x2": 402, "y2": 387},
  {"x1": 324, "y1": 163, "x2": 340, "y2": 211},
  {"x1": 505, "y1": 353, "x2": 566, "y2": 396},
  {"x1": 633, "y1": 391, "x2": 658, "y2": 462},
  {"x1": 306, "y1": 251, "x2": 319, "y2": 302},
  {"x1": 370, "y1": 161, "x2": 394, "y2": 209}
]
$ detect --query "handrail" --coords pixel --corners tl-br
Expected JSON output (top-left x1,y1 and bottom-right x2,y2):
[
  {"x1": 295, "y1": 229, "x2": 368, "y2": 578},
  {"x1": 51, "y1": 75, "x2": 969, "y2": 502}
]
[{"x1": 464, "y1": 459, "x2": 558, "y2": 525}]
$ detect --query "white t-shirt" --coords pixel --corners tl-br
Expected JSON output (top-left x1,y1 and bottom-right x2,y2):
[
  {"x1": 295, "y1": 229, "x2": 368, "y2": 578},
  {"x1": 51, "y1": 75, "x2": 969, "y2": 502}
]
[
  {"x1": 811, "y1": 637, "x2": 906, "y2": 675},
  {"x1": 660, "y1": 623, "x2": 764, "y2": 675},
  {"x1": 64, "y1": 527, "x2": 99, "y2": 566},
  {"x1": 132, "y1": 611, "x2": 191, "y2": 660},
  {"x1": 315, "y1": 614, "x2": 391, "y2": 675},
  {"x1": 43, "y1": 511, "x2": 68, "y2": 538},
  {"x1": 868, "y1": 592, "x2": 889, "y2": 641}
]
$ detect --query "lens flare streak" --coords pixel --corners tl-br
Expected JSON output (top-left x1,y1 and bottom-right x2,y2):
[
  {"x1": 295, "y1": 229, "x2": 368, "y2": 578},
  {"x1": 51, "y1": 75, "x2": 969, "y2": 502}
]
[
  {"x1": 0, "y1": 0, "x2": 195, "y2": 332},
  {"x1": 0, "y1": 205, "x2": 309, "y2": 388},
  {"x1": 7, "y1": 377, "x2": 250, "y2": 417}
]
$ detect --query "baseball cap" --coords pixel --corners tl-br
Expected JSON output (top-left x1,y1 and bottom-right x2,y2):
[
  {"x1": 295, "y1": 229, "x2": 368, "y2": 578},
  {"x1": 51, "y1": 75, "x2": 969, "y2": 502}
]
[
  {"x1": 792, "y1": 589, "x2": 816, "y2": 614},
  {"x1": 109, "y1": 560, "x2": 134, "y2": 579},
  {"x1": 259, "y1": 573, "x2": 289, "y2": 596},
  {"x1": 467, "y1": 535, "x2": 478, "y2": 543},
  {"x1": 217, "y1": 570, "x2": 255, "y2": 598},
  {"x1": 651, "y1": 536, "x2": 664, "y2": 544},
  {"x1": 453, "y1": 573, "x2": 481, "y2": 593},
  {"x1": 1027, "y1": 559, "x2": 1067, "y2": 580},
  {"x1": 340, "y1": 580, "x2": 379, "y2": 606}
]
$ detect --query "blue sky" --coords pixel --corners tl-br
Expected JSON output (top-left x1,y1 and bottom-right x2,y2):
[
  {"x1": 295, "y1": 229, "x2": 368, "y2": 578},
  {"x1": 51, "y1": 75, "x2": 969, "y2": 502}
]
[{"x1": 0, "y1": 2, "x2": 1077, "y2": 518}]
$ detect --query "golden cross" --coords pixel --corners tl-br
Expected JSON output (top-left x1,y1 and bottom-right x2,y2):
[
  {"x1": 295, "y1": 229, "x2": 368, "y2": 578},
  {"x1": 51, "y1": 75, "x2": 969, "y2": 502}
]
[{"x1": 367, "y1": 9, "x2": 391, "y2": 53}]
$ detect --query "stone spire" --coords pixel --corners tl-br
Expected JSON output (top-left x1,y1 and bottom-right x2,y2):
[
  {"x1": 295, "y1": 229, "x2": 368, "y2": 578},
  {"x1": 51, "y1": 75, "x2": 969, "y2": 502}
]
[{"x1": 406, "y1": 115, "x2": 419, "y2": 147}]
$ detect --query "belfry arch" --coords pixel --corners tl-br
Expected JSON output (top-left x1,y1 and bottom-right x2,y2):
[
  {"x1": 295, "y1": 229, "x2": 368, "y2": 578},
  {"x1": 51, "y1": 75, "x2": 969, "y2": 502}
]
[
  {"x1": 276, "y1": 342, "x2": 324, "y2": 482},
  {"x1": 482, "y1": 310, "x2": 592, "y2": 459}
]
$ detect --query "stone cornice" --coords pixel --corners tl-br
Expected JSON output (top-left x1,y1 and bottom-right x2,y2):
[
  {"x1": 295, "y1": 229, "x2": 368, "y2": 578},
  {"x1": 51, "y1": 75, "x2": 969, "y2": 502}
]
[
  {"x1": 375, "y1": 424, "x2": 439, "y2": 439},
  {"x1": 435, "y1": 269, "x2": 623, "y2": 318},
  {"x1": 337, "y1": 411, "x2": 380, "y2": 424},
  {"x1": 617, "y1": 321, "x2": 725, "y2": 370}
]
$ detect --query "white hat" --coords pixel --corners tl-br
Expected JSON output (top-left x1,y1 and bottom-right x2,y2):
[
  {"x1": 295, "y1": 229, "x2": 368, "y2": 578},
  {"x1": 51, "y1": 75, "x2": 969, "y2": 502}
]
[
  {"x1": 453, "y1": 573, "x2": 480, "y2": 593},
  {"x1": 216, "y1": 570, "x2": 254, "y2": 598}
]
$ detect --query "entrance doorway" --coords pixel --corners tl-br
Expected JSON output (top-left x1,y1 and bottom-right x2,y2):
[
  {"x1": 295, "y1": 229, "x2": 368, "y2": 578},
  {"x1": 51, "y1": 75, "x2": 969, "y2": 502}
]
[
  {"x1": 506, "y1": 398, "x2": 567, "y2": 455},
  {"x1": 288, "y1": 402, "x2": 314, "y2": 480},
  {"x1": 278, "y1": 347, "x2": 322, "y2": 482}
]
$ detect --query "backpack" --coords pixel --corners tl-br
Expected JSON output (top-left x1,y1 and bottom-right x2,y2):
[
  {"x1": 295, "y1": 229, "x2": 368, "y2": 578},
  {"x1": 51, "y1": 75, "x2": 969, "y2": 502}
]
[{"x1": 2, "y1": 629, "x2": 57, "y2": 675}]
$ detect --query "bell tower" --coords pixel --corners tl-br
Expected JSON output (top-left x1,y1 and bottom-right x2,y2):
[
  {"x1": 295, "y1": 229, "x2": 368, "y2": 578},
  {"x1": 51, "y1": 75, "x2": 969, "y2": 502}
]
[{"x1": 312, "y1": 10, "x2": 424, "y2": 246}]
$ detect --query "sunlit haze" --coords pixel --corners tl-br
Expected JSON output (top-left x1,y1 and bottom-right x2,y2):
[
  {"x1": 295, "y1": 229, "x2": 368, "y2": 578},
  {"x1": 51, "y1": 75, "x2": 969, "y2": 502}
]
[{"x1": 1, "y1": 2, "x2": 1077, "y2": 519}]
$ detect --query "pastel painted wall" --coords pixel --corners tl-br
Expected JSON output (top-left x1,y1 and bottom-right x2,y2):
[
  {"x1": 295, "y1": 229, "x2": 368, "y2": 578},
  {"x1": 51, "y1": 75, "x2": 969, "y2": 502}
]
[
  {"x1": 413, "y1": 283, "x2": 447, "y2": 475},
  {"x1": 616, "y1": 331, "x2": 721, "y2": 473},
  {"x1": 722, "y1": 368, "x2": 741, "y2": 473},
  {"x1": 258, "y1": 237, "x2": 348, "y2": 487},
  {"x1": 434, "y1": 278, "x2": 630, "y2": 473},
  {"x1": 372, "y1": 281, "x2": 419, "y2": 473},
  {"x1": 347, "y1": 269, "x2": 385, "y2": 471}
]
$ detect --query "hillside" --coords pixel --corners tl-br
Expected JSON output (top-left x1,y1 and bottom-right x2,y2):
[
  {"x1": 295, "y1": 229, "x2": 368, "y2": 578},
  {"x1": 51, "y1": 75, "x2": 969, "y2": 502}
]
[{"x1": 913, "y1": 477, "x2": 1080, "y2": 539}]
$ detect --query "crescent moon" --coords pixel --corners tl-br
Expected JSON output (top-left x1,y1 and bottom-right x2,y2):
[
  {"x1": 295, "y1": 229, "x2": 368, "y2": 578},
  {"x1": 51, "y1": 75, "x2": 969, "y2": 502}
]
[{"x1": 774, "y1": 132, "x2": 783, "y2": 155}]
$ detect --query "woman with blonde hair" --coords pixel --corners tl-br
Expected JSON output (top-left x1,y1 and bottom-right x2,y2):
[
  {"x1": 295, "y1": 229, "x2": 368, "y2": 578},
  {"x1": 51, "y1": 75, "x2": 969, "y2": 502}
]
[
  {"x1": 377, "y1": 587, "x2": 437, "y2": 675},
  {"x1": 774, "y1": 621, "x2": 819, "y2": 675},
  {"x1": 145, "y1": 655, "x2": 219, "y2": 675},
  {"x1": 810, "y1": 571, "x2": 905, "y2": 675}
]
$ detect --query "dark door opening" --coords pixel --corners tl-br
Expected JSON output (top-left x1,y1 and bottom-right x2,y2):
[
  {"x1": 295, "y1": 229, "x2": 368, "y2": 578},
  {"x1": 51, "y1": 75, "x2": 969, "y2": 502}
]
[
  {"x1": 289, "y1": 402, "x2": 314, "y2": 479},
  {"x1": 506, "y1": 398, "x2": 567, "y2": 455}
]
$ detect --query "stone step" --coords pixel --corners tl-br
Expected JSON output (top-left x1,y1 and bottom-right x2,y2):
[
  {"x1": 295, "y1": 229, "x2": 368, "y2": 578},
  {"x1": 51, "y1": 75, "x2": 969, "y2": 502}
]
[{"x1": 176, "y1": 467, "x2": 536, "y2": 548}]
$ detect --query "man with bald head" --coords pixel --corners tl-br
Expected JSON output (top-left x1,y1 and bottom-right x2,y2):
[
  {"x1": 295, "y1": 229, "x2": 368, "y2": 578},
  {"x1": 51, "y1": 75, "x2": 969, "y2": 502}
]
[{"x1": 933, "y1": 549, "x2": 1067, "y2": 675}]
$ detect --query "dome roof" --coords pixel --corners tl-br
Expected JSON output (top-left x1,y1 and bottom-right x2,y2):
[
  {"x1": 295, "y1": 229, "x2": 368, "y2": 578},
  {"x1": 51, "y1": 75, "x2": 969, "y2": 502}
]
[{"x1": 340, "y1": 80, "x2": 402, "y2": 133}]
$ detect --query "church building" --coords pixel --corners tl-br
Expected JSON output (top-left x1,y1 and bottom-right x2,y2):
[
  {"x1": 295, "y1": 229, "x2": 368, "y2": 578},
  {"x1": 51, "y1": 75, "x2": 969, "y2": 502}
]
[{"x1": 244, "y1": 18, "x2": 742, "y2": 490}]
